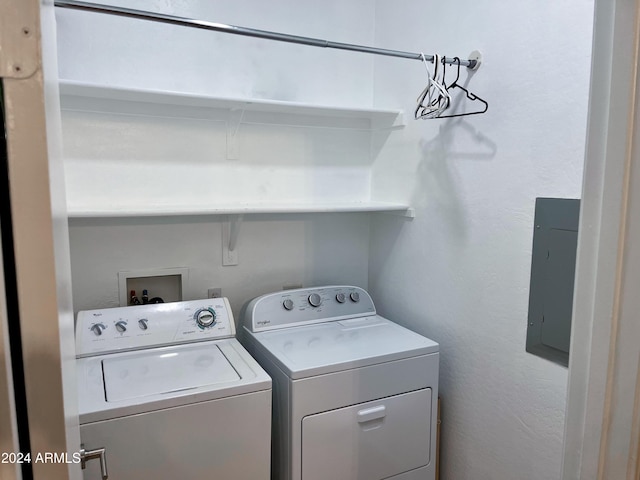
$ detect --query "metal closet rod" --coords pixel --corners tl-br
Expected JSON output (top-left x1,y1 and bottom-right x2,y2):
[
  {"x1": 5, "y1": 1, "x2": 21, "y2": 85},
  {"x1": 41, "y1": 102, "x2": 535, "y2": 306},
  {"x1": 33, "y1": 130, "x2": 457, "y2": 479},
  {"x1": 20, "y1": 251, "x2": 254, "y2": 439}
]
[{"x1": 54, "y1": 0, "x2": 478, "y2": 69}]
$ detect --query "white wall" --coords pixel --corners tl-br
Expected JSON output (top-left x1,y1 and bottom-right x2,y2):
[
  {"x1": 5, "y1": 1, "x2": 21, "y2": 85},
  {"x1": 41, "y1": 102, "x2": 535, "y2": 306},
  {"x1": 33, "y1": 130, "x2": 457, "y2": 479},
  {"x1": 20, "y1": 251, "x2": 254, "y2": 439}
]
[
  {"x1": 369, "y1": 2, "x2": 593, "y2": 480},
  {"x1": 56, "y1": 0, "x2": 378, "y2": 314},
  {"x1": 68, "y1": 214, "x2": 370, "y2": 319},
  {"x1": 60, "y1": 103, "x2": 374, "y2": 212},
  {"x1": 56, "y1": 0, "x2": 375, "y2": 106}
]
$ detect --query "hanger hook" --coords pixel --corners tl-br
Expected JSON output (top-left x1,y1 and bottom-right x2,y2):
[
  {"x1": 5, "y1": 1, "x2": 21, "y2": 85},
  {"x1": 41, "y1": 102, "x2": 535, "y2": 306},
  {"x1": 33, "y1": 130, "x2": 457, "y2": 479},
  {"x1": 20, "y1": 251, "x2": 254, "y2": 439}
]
[
  {"x1": 419, "y1": 52, "x2": 436, "y2": 83},
  {"x1": 449, "y1": 57, "x2": 461, "y2": 88}
]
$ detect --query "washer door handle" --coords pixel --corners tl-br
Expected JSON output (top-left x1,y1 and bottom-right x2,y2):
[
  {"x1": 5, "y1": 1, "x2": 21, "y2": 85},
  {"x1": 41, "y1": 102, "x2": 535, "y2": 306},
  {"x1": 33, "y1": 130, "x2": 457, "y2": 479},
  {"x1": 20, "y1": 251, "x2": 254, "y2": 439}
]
[
  {"x1": 80, "y1": 444, "x2": 108, "y2": 479},
  {"x1": 357, "y1": 405, "x2": 386, "y2": 423}
]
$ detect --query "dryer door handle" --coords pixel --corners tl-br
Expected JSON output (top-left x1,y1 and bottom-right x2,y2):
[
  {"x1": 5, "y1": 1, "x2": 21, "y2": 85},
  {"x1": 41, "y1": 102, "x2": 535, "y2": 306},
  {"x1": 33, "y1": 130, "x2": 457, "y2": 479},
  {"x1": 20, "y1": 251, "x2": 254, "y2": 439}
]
[
  {"x1": 357, "y1": 405, "x2": 386, "y2": 423},
  {"x1": 80, "y1": 444, "x2": 109, "y2": 479}
]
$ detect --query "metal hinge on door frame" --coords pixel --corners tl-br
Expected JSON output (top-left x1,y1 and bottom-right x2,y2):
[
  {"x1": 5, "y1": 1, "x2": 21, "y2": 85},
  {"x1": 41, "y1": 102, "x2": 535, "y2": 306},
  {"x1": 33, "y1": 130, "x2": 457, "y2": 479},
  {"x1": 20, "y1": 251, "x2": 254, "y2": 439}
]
[{"x1": 0, "y1": 1, "x2": 40, "y2": 78}]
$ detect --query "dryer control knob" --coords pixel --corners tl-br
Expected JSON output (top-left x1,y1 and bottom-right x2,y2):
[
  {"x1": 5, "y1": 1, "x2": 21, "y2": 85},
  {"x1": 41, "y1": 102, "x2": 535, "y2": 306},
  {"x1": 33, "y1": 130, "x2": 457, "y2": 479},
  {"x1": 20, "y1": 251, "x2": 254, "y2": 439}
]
[
  {"x1": 138, "y1": 319, "x2": 148, "y2": 330},
  {"x1": 195, "y1": 308, "x2": 217, "y2": 328},
  {"x1": 336, "y1": 293, "x2": 346, "y2": 303},
  {"x1": 350, "y1": 292, "x2": 360, "y2": 303},
  {"x1": 90, "y1": 323, "x2": 106, "y2": 336},
  {"x1": 115, "y1": 321, "x2": 127, "y2": 333},
  {"x1": 308, "y1": 293, "x2": 322, "y2": 307},
  {"x1": 283, "y1": 299, "x2": 295, "y2": 311}
]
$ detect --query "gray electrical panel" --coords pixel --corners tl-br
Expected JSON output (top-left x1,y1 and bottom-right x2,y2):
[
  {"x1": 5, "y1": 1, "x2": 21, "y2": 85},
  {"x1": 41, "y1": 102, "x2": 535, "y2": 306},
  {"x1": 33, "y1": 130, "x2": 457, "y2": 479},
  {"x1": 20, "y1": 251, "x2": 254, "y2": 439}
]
[{"x1": 526, "y1": 198, "x2": 580, "y2": 367}]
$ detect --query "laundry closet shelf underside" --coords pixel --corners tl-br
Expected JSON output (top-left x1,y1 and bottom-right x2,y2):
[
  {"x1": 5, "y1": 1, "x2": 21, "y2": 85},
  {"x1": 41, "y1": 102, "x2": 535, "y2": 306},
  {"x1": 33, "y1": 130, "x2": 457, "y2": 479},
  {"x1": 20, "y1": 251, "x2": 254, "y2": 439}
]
[
  {"x1": 66, "y1": 202, "x2": 414, "y2": 218},
  {"x1": 59, "y1": 80, "x2": 405, "y2": 129}
]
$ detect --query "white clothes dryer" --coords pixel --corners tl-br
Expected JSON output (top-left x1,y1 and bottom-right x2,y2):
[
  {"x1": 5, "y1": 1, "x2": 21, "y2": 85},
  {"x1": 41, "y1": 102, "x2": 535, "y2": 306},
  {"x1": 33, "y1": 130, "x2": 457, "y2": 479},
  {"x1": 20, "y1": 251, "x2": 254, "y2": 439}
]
[
  {"x1": 75, "y1": 298, "x2": 271, "y2": 480},
  {"x1": 241, "y1": 286, "x2": 439, "y2": 480}
]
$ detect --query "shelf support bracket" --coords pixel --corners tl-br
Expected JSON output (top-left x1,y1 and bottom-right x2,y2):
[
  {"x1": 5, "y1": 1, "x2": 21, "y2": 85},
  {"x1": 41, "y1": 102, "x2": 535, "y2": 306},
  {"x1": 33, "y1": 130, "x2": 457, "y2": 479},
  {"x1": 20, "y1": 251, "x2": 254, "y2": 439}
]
[
  {"x1": 226, "y1": 108, "x2": 244, "y2": 160},
  {"x1": 222, "y1": 214, "x2": 243, "y2": 266}
]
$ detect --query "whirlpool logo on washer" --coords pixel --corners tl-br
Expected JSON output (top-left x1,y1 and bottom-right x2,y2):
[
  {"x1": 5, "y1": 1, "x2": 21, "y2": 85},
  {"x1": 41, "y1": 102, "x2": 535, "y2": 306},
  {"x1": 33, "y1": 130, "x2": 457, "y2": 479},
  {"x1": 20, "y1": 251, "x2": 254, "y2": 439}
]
[{"x1": 257, "y1": 320, "x2": 271, "y2": 326}]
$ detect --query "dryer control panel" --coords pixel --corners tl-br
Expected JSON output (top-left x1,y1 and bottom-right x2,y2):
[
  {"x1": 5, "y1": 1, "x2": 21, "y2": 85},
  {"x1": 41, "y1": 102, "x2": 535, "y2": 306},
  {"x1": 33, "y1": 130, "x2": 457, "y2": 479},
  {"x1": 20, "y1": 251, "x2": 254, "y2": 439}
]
[
  {"x1": 243, "y1": 285, "x2": 376, "y2": 332},
  {"x1": 76, "y1": 298, "x2": 236, "y2": 357}
]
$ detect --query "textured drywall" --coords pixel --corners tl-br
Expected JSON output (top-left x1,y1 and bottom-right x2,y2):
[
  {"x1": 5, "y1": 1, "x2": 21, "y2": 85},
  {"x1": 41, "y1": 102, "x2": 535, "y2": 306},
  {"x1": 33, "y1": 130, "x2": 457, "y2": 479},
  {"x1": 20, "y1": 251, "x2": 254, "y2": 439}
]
[
  {"x1": 369, "y1": 1, "x2": 594, "y2": 479},
  {"x1": 58, "y1": 1, "x2": 594, "y2": 477},
  {"x1": 68, "y1": 214, "x2": 370, "y2": 318},
  {"x1": 55, "y1": 0, "x2": 375, "y2": 106},
  {"x1": 56, "y1": 0, "x2": 378, "y2": 315}
]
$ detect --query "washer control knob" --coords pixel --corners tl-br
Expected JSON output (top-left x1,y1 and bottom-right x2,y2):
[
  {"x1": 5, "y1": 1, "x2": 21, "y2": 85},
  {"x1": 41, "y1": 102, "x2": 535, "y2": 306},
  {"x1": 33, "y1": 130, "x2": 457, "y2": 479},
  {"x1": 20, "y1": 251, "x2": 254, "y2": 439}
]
[
  {"x1": 308, "y1": 293, "x2": 322, "y2": 307},
  {"x1": 138, "y1": 319, "x2": 149, "y2": 330},
  {"x1": 115, "y1": 321, "x2": 127, "y2": 333},
  {"x1": 336, "y1": 293, "x2": 346, "y2": 303},
  {"x1": 350, "y1": 292, "x2": 360, "y2": 303},
  {"x1": 90, "y1": 323, "x2": 106, "y2": 336},
  {"x1": 283, "y1": 299, "x2": 295, "y2": 311},
  {"x1": 195, "y1": 308, "x2": 217, "y2": 328}
]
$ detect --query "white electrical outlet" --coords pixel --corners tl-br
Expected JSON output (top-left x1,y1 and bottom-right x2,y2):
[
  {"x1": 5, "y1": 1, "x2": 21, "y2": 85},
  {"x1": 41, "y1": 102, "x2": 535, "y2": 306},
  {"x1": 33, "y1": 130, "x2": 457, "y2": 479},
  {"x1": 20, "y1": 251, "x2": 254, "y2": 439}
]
[{"x1": 208, "y1": 288, "x2": 222, "y2": 298}]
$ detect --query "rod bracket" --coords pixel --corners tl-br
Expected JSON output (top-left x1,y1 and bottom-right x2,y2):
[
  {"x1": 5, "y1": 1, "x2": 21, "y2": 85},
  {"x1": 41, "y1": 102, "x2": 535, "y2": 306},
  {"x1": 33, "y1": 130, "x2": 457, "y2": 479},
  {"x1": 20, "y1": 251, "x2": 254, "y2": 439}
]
[{"x1": 467, "y1": 50, "x2": 482, "y2": 71}]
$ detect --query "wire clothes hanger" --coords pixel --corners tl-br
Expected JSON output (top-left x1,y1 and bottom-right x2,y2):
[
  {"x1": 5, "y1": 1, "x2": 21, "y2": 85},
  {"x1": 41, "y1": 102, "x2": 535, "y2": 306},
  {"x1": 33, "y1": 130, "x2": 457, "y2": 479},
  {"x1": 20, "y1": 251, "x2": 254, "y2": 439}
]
[
  {"x1": 436, "y1": 57, "x2": 488, "y2": 119},
  {"x1": 415, "y1": 56, "x2": 488, "y2": 119}
]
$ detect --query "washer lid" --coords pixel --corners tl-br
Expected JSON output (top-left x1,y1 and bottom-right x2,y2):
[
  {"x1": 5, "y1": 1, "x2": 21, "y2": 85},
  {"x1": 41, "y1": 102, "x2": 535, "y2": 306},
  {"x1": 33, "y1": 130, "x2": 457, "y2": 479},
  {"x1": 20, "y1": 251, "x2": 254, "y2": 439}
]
[
  {"x1": 103, "y1": 343, "x2": 240, "y2": 402},
  {"x1": 251, "y1": 315, "x2": 439, "y2": 379},
  {"x1": 77, "y1": 339, "x2": 272, "y2": 424}
]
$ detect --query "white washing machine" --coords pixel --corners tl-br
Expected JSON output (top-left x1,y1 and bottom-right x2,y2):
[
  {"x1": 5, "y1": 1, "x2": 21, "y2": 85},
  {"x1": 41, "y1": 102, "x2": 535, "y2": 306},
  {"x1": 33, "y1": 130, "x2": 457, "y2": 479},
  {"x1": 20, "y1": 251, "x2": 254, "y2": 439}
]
[
  {"x1": 75, "y1": 298, "x2": 271, "y2": 480},
  {"x1": 241, "y1": 286, "x2": 439, "y2": 480}
]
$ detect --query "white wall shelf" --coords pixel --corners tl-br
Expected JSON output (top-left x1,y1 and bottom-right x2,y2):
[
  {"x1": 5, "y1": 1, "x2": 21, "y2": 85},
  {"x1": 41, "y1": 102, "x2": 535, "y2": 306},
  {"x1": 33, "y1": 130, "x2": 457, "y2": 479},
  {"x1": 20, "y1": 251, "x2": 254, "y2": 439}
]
[
  {"x1": 59, "y1": 80, "x2": 405, "y2": 130},
  {"x1": 67, "y1": 202, "x2": 414, "y2": 219},
  {"x1": 59, "y1": 80, "x2": 411, "y2": 223}
]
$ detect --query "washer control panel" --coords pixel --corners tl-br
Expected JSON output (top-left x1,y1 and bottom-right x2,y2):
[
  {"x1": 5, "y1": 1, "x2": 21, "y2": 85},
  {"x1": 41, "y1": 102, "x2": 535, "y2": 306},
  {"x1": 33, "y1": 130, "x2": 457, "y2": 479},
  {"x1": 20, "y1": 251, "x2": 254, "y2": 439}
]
[
  {"x1": 76, "y1": 298, "x2": 235, "y2": 357},
  {"x1": 244, "y1": 286, "x2": 376, "y2": 332}
]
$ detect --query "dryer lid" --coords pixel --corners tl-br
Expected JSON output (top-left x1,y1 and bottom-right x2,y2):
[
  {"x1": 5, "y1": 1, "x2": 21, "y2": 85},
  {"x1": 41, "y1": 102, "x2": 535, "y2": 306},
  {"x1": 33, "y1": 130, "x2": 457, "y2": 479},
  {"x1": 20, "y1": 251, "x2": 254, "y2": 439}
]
[
  {"x1": 102, "y1": 343, "x2": 240, "y2": 402},
  {"x1": 250, "y1": 315, "x2": 439, "y2": 380}
]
